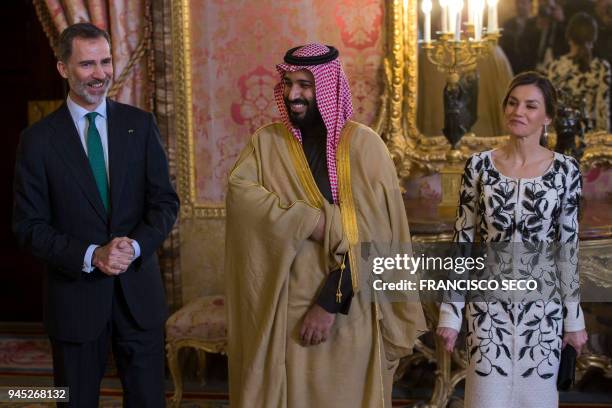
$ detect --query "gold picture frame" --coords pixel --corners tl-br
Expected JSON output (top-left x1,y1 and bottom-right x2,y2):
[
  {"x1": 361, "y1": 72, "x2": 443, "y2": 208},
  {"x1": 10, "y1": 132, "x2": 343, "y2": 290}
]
[{"x1": 171, "y1": 0, "x2": 226, "y2": 219}]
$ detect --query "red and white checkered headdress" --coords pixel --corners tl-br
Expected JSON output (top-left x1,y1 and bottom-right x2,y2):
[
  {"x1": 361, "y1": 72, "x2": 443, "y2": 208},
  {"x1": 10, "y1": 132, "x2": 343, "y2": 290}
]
[{"x1": 274, "y1": 44, "x2": 353, "y2": 204}]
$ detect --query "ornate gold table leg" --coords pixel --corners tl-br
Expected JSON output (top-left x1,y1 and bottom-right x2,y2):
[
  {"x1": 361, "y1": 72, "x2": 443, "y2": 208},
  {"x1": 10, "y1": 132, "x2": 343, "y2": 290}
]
[
  {"x1": 166, "y1": 341, "x2": 183, "y2": 408},
  {"x1": 197, "y1": 349, "x2": 208, "y2": 385},
  {"x1": 166, "y1": 338, "x2": 227, "y2": 407}
]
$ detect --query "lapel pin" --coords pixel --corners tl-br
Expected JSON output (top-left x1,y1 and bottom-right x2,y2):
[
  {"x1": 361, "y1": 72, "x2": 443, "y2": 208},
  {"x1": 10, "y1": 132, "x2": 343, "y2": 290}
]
[{"x1": 128, "y1": 129, "x2": 134, "y2": 133}]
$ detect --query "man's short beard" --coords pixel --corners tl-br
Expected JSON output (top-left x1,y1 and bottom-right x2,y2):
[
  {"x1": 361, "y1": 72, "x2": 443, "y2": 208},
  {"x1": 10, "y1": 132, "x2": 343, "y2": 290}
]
[
  {"x1": 69, "y1": 77, "x2": 111, "y2": 105},
  {"x1": 285, "y1": 97, "x2": 323, "y2": 130}
]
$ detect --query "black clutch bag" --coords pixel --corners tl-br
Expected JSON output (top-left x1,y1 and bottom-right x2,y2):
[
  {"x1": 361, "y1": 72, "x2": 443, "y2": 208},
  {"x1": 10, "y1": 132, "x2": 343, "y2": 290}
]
[{"x1": 557, "y1": 345, "x2": 577, "y2": 391}]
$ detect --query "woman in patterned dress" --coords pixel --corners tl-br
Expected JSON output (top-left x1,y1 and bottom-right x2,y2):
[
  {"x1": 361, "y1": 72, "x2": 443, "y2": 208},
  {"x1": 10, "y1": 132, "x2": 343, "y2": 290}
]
[
  {"x1": 545, "y1": 12, "x2": 611, "y2": 131},
  {"x1": 436, "y1": 72, "x2": 589, "y2": 408}
]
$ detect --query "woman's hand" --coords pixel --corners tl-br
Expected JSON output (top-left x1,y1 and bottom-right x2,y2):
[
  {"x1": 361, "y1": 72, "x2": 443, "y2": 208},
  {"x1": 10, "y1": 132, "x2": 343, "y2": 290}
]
[
  {"x1": 563, "y1": 329, "x2": 588, "y2": 356},
  {"x1": 436, "y1": 327, "x2": 459, "y2": 353}
]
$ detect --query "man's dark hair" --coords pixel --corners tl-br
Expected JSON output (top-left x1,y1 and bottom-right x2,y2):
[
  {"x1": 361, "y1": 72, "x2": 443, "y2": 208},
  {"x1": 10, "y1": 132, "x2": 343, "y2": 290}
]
[{"x1": 57, "y1": 22, "x2": 111, "y2": 62}]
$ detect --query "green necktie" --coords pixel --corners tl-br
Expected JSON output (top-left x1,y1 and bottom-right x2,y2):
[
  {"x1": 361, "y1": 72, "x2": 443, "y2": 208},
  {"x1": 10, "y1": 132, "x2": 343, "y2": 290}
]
[{"x1": 85, "y1": 112, "x2": 109, "y2": 212}]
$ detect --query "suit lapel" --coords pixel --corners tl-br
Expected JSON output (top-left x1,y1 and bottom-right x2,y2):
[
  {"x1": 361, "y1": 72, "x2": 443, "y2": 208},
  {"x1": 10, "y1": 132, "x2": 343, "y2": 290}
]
[
  {"x1": 49, "y1": 104, "x2": 107, "y2": 223},
  {"x1": 107, "y1": 99, "x2": 128, "y2": 222}
]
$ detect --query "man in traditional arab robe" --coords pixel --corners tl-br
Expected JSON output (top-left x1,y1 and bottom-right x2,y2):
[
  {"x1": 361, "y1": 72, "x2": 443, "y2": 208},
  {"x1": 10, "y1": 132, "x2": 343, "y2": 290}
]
[{"x1": 225, "y1": 43, "x2": 426, "y2": 408}]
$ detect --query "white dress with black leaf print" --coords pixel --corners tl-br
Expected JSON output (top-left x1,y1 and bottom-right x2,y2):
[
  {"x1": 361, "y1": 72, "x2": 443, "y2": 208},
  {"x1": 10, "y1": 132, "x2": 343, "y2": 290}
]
[
  {"x1": 438, "y1": 150, "x2": 585, "y2": 408},
  {"x1": 545, "y1": 55, "x2": 611, "y2": 132}
]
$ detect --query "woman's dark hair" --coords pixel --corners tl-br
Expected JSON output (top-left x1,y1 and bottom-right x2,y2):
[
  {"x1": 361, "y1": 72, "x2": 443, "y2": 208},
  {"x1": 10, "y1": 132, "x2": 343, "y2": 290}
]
[
  {"x1": 57, "y1": 23, "x2": 111, "y2": 63},
  {"x1": 502, "y1": 71, "x2": 558, "y2": 120},
  {"x1": 566, "y1": 12, "x2": 598, "y2": 72},
  {"x1": 502, "y1": 72, "x2": 557, "y2": 146}
]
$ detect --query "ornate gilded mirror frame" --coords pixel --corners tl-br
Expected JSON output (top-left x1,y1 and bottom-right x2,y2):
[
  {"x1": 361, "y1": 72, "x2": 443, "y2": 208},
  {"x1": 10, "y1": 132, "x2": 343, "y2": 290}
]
[
  {"x1": 171, "y1": 0, "x2": 226, "y2": 219},
  {"x1": 382, "y1": 0, "x2": 612, "y2": 182}
]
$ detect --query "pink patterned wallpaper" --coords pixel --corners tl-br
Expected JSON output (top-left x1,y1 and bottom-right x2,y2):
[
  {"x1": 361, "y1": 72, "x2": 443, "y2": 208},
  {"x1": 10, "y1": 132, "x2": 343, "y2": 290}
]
[
  {"x1": 403, "y1": 167, "x2": 612, "y2": 202},
  {"x1": 189, "y1": 0, "x2": 385, "y2": 204}
]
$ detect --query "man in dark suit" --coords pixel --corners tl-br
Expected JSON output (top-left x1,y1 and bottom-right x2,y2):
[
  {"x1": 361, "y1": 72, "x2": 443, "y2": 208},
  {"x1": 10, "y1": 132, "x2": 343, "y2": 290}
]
[
  {"x1": 500, "y1": 0, "x2": 533, "y2": 74},
  {"x1": 520, "y1": 0, "x2": 569, "y2": 71},
  {"x1": 13, "y1": 23, "x2": 179, "y2": 407}
]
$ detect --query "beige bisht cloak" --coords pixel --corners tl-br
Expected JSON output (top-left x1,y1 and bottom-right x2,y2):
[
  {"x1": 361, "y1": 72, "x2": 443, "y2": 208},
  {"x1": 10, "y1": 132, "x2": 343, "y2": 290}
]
[{"x1": 225, "y1": 120, "x2": 426, "y2": 408}]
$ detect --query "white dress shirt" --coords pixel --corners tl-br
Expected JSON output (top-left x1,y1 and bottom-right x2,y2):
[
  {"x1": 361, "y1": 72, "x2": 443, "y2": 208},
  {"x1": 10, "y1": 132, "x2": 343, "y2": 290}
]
[{"x1": 66, "y1": 96, "x2": 141, "y2": 273}]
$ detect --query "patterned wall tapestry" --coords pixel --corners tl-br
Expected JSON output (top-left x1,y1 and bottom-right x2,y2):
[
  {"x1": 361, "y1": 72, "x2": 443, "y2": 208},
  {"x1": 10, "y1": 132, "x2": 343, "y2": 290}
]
[{"x1": 189, "y1": 0, "x2": 385, "y2": 204}]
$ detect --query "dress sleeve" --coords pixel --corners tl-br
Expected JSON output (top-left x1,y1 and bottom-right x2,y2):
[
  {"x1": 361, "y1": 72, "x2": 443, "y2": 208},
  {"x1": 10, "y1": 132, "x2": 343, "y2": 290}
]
[
  {"x1": 438, "y1": 155, "x2": 479, "y2": 331},
  {"x1": 544, "y1": 60, "x2": 560, "y2": 86},
  {"x1": 557, "y1": 157, "x2": 585, "y2": 332}
]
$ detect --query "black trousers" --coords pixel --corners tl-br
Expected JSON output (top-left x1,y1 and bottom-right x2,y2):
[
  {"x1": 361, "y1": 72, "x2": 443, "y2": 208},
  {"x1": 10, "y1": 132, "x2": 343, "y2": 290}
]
[{"x1": 50, "y1": 279, "x2": 165, "y2": 408}]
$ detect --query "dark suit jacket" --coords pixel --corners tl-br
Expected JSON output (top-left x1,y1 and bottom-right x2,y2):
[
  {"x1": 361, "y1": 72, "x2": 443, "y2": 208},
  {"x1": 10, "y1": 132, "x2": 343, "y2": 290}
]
[
  {"x1": 501, "y1": 17, "x2": 527, "y2": 74},
  {"x1": 13, "y1": 99, "x2": 179, "y2": 342},
  {"x1": 520, "y1": 17, "x2": 568, "y2": 71}
]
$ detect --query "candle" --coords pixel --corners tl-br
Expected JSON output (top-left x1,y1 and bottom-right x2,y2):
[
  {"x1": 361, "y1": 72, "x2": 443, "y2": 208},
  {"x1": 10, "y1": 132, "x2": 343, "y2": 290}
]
[
  {"x1": 447, "y1": 0, "x2": 456, "y2": 36},
  {"x1": 455, "y1": 0, "x2": 463, "y2": 41},
  {"x1": 454, "y1": 9, "x2": 461, "y2": 40},
  {"x1": 468, "y1": 0, "x2": 473, "y2": 24},
  {"x1": 422, "y1": 0, "x2": 432, "y2": 42},
  {"x1": 487, "y1": 0, "x2": 498, "y2": 33},
  {"x1": 440, "y1": 0, "x2": 449, "y2": 32},
  {"x1": 474, "y1": 0, "x2": 484, "y2": 40}
]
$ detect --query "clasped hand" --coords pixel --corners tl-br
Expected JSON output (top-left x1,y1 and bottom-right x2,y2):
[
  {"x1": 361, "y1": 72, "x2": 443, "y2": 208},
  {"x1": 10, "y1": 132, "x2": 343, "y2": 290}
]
[{"x1": 92, "y1": 237, "x2": 135, "y2": 276}]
